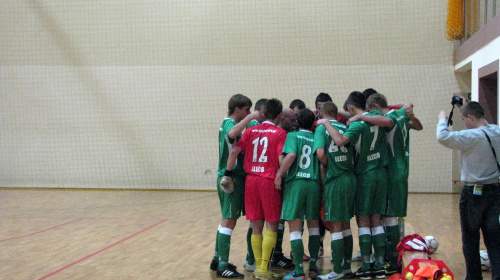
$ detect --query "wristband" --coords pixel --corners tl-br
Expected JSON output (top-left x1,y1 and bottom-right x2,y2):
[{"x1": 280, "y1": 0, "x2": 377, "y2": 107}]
[{"x1": 224, "y1": 170, "x2": 233, "y2": 177}]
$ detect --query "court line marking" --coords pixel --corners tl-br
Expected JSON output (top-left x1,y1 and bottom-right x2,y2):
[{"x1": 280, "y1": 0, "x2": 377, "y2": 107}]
[
  {"x1": 0, "y1": 215, "x2": 162, "y2": 221},
  {"x1": 37, "y1": 219, "x2": 168, "y2": 280},
  {"x1": 0, "y1": 218, "x2": 84, "y2": 242}
]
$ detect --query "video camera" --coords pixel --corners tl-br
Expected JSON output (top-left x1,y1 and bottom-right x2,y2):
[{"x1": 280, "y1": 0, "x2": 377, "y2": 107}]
[
  {"x1": 448, "y1": 95, "x2": 464, "y2": 126},
  {"x1": 451, "y1": 95, "x2": 463, "y2": 106}
]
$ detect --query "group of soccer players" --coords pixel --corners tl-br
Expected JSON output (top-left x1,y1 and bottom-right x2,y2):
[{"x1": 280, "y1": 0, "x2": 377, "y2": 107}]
[{"x1": 211, "y1": 90, "x2": 422, "y2": 280}]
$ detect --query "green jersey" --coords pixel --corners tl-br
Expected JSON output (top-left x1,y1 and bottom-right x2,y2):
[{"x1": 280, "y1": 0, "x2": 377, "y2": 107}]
[
  {"x1": 313, "y1": 120, "x2": 354, "y2": 181},
  {"x1": 248, "y1": 119, "x2": 260, "y2": 128},
  {"x1": 344, "y1": 110, "x2": 387, "y2": 175},
  {"x1": 385, "y1": 107, "x2": 411, "y2": 175},
  {"x1": 282, "y1": 130, "x2": 320, "y2": 183},
  {"x1": 217, "y1": 118, "x2": 245, "y2": 177}
]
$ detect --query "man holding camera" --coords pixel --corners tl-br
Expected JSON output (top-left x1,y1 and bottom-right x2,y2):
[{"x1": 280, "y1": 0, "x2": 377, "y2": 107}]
[{"x1": 437, "y1": 98, "x2": 500, "y2": 280}]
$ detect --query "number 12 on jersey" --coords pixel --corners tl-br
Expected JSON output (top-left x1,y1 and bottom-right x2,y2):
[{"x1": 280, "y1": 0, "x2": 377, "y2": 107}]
[{"x1": 252, "y1": 137, "x2": 268, "y2": 163}]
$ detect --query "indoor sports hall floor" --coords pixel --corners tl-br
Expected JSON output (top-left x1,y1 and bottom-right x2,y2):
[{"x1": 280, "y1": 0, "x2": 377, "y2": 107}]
[{"x1": 0, "y1": 189, "x2": 492, "y2": 279}]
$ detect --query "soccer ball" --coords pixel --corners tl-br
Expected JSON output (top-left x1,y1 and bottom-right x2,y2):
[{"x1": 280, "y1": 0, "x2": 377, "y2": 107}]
[
  {"x1": 480, "y1": 250, "x2": 491, "y2": 271},
  {"x1": 424, "y1": 236, "x2": 439, "y2": 254}
]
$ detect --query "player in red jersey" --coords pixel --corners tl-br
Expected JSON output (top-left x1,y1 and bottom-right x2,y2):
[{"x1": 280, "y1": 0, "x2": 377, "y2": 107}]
[{"x1": 224, "y1": 98, "x2": 287, "y2": 279}]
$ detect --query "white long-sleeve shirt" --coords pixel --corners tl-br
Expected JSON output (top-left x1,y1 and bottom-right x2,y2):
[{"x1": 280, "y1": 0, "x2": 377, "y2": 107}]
[{"x1": 436, "y1": 118, "x2": 500, "y2": 185}]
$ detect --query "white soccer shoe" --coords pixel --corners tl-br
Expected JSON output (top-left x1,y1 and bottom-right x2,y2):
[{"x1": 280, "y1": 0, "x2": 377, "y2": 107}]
[
  {"x1": 351, "y1": 252, "x2": 361, "y2": 262},
  {"x1": 318, "y1": 271, "x2": 345, "y2": 280},
  {"x1": 243, "y1": 260, "x2": 256, "y2": 272}
]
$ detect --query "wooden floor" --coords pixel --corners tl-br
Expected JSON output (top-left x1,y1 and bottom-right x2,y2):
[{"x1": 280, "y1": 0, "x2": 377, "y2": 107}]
[{"x1": 0, "y1": 189, "x2": 492, "y2": 280}]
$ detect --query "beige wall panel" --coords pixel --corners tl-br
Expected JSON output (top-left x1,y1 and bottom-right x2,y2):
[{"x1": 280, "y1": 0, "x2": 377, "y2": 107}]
[{"x1": 1, "y1": 1, "x2": 456, "y2": 191}]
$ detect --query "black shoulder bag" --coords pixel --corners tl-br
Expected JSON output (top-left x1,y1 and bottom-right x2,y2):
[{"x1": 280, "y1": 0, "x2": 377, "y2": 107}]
[{"x1": 481, "y1": 130, "x2": 500, "y2": 172}]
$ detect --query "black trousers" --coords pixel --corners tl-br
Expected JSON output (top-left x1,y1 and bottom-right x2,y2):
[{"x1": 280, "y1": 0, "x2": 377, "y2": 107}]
[{"x1": 460, "y1": 184, "x2": 500, "y2": 280}]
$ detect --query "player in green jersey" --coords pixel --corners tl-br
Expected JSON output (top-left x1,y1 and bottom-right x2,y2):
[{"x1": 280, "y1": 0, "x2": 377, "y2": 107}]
[
  {"x1": 275, "y1": 108, "x2": 321, "y2": 280},
  {"x1": 313, "y1": 93, "x2": 334, "y2": 258},
  {"x1": 284, "y1": 101, "x2": 315, "y2": 263},
  {"x1": 248, "y1": 98, "x2": 268, "y2": 128},
  {"x1": 351, "y1": 93, "x2": 422, "y2": 274},
  {"x1": 314, "y1": 102, "x2": 357, "y2": 279},
  {"x1": 318, "y1": 91, "x2": 388, "y2": 279},
  {"x1": 211, "y1": 94, "x2": 260, "y2": 279}
]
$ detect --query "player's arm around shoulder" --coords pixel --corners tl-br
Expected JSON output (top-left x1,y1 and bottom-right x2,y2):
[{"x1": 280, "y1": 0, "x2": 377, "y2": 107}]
[
  {"x1": 274, "y1": 152, "x2": 297, "y2": 190},
  {"x1": 313, "y1": 127, "x2": 327, "y2": 165},
  {"x1": 358, "y1": 114, "x2": 394, "y2": 128},
  {"x1": 227, "y1": 111, "x2": 260, "y2": 139},
  {"x1": 315, "y1": 148, "x2": 327, "y2": 165},
  {"x1": 404, "y1": 105, "x2": 423, "y2": 131},
  {"x1": 318, "y1": 118, "x2": 350, "y2": 146}
]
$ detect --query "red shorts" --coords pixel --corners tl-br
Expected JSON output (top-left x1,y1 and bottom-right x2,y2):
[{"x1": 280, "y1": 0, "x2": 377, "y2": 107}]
[{"x1": 245, "y1": 175, "x2": 282, "y2": 222}]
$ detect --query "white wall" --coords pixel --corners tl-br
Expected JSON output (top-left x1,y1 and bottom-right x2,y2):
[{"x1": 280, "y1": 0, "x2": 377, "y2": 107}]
[
  {"x1": 1, "y1": 1, "x2": 458, "y2": 191},
  {"x1": 455, "y1": 37, "x2": 500, "y2": 112}
]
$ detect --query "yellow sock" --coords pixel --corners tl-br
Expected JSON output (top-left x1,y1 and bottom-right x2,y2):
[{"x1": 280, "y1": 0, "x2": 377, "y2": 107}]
[
  {"x1": 251, "y1": 234, "x2": 263, "y2": 270},
  {"x1": 260, "y1": 230, "x2": 278, "y2": 272}
]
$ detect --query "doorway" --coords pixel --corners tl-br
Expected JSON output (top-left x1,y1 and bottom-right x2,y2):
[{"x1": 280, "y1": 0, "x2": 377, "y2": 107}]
[{"x1": 478, "y1": 61, "x2": 499, "y2": 124}]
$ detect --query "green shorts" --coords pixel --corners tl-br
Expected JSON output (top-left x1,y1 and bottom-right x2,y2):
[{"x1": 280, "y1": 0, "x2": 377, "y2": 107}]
[
  {"x1": 324, "y1": 172, "x2": 357, "y2": 222},
  {"x1": 281, "y1": 179, "x2": 321, "y2": 221},
  {"x1": 355, "y1": 167, "x2": 387, "y2": 216},
  {"x1": 217, "y1": 175, "x2": 245, "y2": 219},
  {"x1": 386, "y1": 175, "x2": 409, "y2": 217}
]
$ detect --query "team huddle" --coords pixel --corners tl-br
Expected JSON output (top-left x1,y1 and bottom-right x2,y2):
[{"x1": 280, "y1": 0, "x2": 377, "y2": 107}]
[{"x1": 211, "y1": 90, "x2": 423, "y2": 280}]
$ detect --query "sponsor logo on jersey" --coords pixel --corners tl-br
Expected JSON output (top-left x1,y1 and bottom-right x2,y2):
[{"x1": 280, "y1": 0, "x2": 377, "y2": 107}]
[
  {"x1": 251, "y1": 166, "x2": 265, "y2": 172},
  {"x1": 251, "y1": 129, "x2": 277, "y2": 133},
  {"x1": 335, "y1": 155, "x2": 347, "y2": 162},
  {"x1": 367, "y1": 152, "x2": 380, "y2": 161},
  {"x1": 296, "y1": 135, "x2": 314, "y2": 142},
  {"x1": 297, "y1": 172, "x2": 311, "y2": 178}
]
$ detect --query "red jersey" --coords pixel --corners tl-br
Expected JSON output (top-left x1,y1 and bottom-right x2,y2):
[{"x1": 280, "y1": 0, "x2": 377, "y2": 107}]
[{"x1": 237, "y1": 121, "x2": 287, "y2": 180}]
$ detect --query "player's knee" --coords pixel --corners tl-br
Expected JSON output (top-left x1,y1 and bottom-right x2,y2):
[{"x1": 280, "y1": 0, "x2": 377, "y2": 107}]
[{"x1": 383, "y1": 217, "x2": 398, "y2": 227}]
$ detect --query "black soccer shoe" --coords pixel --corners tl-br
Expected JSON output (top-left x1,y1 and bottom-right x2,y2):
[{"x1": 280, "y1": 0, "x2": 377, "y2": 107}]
[
  {"x1": 216, "y1": 265, "x2": 245, "y2": 279},
  {"x1": 271, "y1": 253, "x2": 295, "y2": 269},
  {"x1": 210, "y1": 258, "x2": 219, "y2": 271},
  {"x1": 354, "y1": 267, "x2": 373, "y2": 280}
]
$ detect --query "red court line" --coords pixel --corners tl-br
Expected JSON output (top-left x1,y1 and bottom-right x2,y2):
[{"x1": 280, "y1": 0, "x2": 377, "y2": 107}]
[
  {"x1": 1, "y1": 215, "x2": 161, "y2": 221},
  {"x1": 37, "y1": 219, "x2": 168, "y2": 280},
  {"x1": 0, "y1": 218, "x2": 84, "y2": 242}
]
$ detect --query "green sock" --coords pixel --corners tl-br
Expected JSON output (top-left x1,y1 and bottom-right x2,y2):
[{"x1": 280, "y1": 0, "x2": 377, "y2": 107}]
[
  {"x1": 342, "y1": 231, "x2": 353, "y2": 270},
  {"x1": 217, "y1": 229, "x2": 232, "y2": 268},
  {"x1": 358, "y1": 230, "x2": 372, "y2": 270},
  {"x1": 386, "y1": 225, "x2": 400, "y2": 267},
  {"x1": 372, "y1": 228, "x2": 386, "y2": 269},
  {"x1": 308, "y1": 233, "x2": 320, "y2": 271},
  {"x1": 331, "y1": 233, "x2": 344, "y2": 274},
  {"x1": 246, "y1": 227, "x2": 255, "y2": 265},
  {"x1": 291, "y1": 238, "x2": 305, "y2": 274}
]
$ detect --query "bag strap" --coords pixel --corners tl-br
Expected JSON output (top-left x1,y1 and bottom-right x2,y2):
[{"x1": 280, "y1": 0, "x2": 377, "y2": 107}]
[{"x1": 481, "y1": 129, "x2": 500, "y2": 172}]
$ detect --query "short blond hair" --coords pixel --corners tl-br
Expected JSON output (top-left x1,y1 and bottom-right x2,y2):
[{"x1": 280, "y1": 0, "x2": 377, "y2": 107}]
[
  {"x1": 366, "y1": 93, "x2": 388, "y2": 109},
  {"x1": 320, "y1": 101, "x2": 338, "y2": 118}
]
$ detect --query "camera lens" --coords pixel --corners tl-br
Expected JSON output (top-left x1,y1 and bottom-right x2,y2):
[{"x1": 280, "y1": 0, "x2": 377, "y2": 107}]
[{"x1": 451, "y1": 96, "x2": 463, "y2": 106}]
